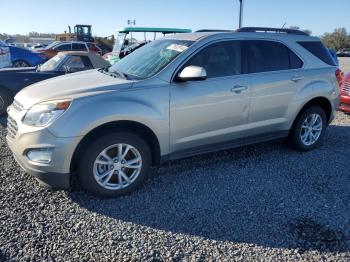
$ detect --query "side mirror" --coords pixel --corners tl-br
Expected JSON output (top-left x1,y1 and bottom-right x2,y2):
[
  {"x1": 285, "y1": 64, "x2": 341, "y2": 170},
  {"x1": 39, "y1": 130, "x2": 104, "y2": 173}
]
[{"x1": 177, "y1": 66, "x2": 207, "y2": 82}]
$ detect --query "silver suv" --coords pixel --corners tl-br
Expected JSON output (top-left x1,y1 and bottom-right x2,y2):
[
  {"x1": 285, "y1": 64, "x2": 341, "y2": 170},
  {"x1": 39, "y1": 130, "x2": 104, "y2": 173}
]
[{"x1": 6, "y1": 27, "x2": 340, "y2": 197}]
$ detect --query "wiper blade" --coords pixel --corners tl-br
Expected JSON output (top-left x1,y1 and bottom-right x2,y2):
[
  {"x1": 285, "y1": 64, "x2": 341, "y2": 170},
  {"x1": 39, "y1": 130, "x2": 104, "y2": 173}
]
[
  {"x1": 98, "y1": 67, "x2": 127, "y2": 79},
  {"x1": 113, "y1": 70, "x2": 127, "y2": 79}
]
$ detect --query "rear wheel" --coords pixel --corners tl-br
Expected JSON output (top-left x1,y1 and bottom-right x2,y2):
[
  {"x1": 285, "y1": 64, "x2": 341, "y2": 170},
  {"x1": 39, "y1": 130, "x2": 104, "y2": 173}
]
[
  {"x1": 0, "y1": 90, "x2": 12, "y2": 115},
  {"x1": 78, "y1": 132, "x2": 152, "y2": 197},
  {"x1": 12, "y1": 60, "x2": 30, "y2": 67},
  {"x1": 289, "y1": 106, "x2": 327, "y2": 151}
]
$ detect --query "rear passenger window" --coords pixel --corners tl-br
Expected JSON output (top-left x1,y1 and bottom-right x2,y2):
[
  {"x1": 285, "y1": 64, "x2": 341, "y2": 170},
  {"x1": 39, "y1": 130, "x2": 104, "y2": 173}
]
[
  {"x1": 81, "y1": 56, "x2": 93, "y2": 69},
  {"x1": 297, "y1": 41, "x2": 336, "y2": 66},
  {"x1": 184, "y1": 41, "x2": 241, "y2": 78},
  {"x1": 72, "y1": 43, "x2": 87, "y2": 51},
  {"x1": 246, "y1": 40, "x2": 300, "y2": 73},
  {"x1": 54, "y1": 44, "x2": 71, "y2": 51}
]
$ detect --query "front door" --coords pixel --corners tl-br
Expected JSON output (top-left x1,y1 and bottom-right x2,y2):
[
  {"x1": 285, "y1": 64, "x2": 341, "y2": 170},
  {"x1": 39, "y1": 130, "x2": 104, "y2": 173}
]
[{"x1": 170, "y1": 40, "x2": 251, "y2": 155}]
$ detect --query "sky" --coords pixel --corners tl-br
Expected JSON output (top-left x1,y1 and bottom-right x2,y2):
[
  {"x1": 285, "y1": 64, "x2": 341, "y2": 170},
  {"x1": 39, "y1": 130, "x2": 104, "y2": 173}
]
[{"x1": 1, "y1": 0, "x2": 349, "y2": 37}]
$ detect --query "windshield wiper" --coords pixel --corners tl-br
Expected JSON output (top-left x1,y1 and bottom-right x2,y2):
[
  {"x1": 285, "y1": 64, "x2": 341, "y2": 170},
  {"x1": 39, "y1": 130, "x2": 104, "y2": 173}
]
[
  {"x1": 100, "y1": 67, "x2": 129, "y2": 80},
  {"x1": 113, "y1": 70, "x2": 128, "y2": 79}
]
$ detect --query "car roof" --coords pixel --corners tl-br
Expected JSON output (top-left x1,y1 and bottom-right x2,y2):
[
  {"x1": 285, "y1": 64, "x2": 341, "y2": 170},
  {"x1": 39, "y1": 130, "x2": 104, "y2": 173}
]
[
  {"x1": 163, "y1": 31, "x2": 319, "y2": 42},
  {"x1": 55, "y1": 41, "x2": 88, "y2": 45},
  {"x1": 57, "y1": 51, "x2": 110, "y2": 68}
]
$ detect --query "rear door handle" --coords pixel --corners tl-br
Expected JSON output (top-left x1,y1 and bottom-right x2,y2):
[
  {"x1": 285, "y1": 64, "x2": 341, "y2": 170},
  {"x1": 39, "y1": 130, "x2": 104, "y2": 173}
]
[
  {"x1": 231, "y1": 85, "x2": 248, "y2": 93},
  {"x1": 291, "y1": 75, "x2": 304, "y2": 82}
]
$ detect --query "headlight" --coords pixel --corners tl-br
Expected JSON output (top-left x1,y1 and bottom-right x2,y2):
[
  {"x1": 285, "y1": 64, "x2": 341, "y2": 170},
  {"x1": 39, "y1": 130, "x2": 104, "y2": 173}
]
[{"x1": 23, "y1": 100, "x2": 71, "y2": 127}]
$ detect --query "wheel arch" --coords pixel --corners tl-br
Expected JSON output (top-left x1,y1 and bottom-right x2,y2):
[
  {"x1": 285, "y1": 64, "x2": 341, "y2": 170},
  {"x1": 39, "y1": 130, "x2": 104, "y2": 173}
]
[
  {"x1": 291, "y1": 96, "x2": 333, "y2": 130},
  {"x1": 70, "y1": 120, "x2": 162, "y2": 173}
]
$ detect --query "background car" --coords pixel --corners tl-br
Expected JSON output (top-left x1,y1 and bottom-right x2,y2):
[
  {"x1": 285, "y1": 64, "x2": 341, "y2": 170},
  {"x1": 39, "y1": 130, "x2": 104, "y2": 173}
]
[
  {"x1": 339, "y1": 72, "x2": 350, "y2": 113},
  {"x1": 336, "y1": 50, "x2": 350, "y2": 57},
  {"x1": 31, "y1": 43, "x2": 48, "y2": 50},
  {"x1": 0, "y1": 51, "x2": 110, "y2": 114},
  {"x1": 3, "y1": 42, "x2": 47, "y2": 67},
  {"x1": 87, "y1": 42, "x2": 102, "y2": 55},
  {"x1": 36, "y1": 41, "x2": 101, "y2": 59},
  {"x1": 0, "y1": 40, "x2": 12, "y2": 68}
]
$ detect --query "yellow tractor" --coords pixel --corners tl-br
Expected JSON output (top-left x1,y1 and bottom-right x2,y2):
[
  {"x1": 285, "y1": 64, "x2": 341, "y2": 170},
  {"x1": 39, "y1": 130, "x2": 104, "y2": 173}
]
[{"x1": 55, "y1": 25, "x2": 114, "y2": 53}]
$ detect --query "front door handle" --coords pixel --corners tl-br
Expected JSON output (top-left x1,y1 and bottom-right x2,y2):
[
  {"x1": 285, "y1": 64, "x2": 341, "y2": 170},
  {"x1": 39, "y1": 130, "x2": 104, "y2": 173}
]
[
  {"x1": 291, "y1": 75, "x2": 304, "y2": 82},
  {"x1": 231, "y1": 85, "x2": 248, "y2": 93}
]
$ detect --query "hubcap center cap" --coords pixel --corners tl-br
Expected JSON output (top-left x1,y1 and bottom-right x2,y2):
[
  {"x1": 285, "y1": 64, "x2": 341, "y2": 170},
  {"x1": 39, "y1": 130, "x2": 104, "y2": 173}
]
[{"x1": 114, "y1": 162, "x2": 122, "y2": 170}]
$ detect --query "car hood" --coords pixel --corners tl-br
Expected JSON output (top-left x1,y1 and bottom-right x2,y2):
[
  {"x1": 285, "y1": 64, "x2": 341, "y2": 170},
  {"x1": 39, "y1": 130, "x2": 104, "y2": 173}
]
[{"x1": 15, "y1": 69, "x2": 134, "y2": 109}]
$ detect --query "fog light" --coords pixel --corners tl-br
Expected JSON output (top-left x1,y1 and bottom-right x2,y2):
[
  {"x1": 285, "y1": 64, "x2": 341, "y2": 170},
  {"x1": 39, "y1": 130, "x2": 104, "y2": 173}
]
[{"x1": 27, "y1": 148, "x2": 53, "y2": 164}]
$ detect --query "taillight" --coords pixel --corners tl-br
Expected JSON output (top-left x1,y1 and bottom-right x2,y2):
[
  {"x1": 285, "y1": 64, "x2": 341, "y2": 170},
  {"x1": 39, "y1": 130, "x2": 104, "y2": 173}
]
[{"x1": 335, "y1": 68, "x2": 344, "y2": 88}]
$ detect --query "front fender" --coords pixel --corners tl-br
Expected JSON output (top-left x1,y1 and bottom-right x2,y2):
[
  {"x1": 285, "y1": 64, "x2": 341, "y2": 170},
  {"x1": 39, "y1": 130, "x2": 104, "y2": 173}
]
[{"x1": 49, "y1": 87, "x2": 170, "y2": 155}]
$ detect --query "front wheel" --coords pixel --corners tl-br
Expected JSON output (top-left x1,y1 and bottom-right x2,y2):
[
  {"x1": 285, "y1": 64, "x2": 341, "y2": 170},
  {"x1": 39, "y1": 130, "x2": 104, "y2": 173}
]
[
  {"x1": 289, "y1": 106, "x2": 327, "y2": 151},
  {"x1": 78, "y1": 132, "x2": 152, "y2": 197}
]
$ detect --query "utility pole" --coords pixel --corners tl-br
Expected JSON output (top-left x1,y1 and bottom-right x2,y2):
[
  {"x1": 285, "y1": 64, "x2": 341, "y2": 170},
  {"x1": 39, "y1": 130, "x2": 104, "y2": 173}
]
[
  {"x1": 127, "y1": 19, "x2": 136, "y2": 44},
  {"x1": 238, "y1": 0, "x2": 244, "y2": 28}
]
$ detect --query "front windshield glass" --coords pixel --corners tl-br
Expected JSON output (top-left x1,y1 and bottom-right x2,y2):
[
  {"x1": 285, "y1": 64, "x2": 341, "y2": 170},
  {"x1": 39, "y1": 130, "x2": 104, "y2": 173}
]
[
  {"x1": 45, "y1": 41, "x2": 60, "y2": 50},
  {"x1": 112, "y1": 33, "x2": 127, "y2": 53},
  {"x1": 39, "y1": 54, "x2": 65, "y2": 71},
  {"x1": 109, "y1": 39, "x2": 193, "y2": 80}
]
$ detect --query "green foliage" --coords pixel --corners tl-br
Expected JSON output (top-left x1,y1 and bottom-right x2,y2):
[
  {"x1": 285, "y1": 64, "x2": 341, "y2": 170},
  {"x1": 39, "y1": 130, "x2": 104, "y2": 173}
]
[
  {"x1": 321, "y1": 28, "x2": 350, "y2": 51},
  {"x1": 0, "y1": 32, "x2": 55, "y2": 42},
  {"x1": 289, "y1": 26, "x2": 312, "y2": 36}
]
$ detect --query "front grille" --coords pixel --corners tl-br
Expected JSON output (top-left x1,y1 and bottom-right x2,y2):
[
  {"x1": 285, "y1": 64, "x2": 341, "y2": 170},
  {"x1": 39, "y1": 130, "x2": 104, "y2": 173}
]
[
  {"x1": 342, "y1": 81, "x2": 350, "y2": 96},
  {"x1": 7, "y1": 116, "x2": 18, "y2": 139},
  {"x1": 11, "y1": 100, "x2": 23, "y2": 112}
]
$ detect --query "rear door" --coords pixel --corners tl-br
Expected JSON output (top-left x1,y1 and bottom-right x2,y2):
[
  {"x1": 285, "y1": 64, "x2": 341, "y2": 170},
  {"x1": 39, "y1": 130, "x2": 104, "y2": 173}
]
[
  {"x1": 170, "y1": 40, "x2": 251, "y2": 155},
  {"x1": 243, "y1": 40, "x2": 304, "y2": 137}
]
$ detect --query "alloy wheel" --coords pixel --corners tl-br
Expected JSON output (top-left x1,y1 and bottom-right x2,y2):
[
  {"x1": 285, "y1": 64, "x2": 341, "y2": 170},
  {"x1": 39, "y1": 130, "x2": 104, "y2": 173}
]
[
  {"x1": 93, "y1": 143, "x2": 142, "y2": 190},
  {"x1": 300, "y1": 113, "x2": 323, "y2": 146}
]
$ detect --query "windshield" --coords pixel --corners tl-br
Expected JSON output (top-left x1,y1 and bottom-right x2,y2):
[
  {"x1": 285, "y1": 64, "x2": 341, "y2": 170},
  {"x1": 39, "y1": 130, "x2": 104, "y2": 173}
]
[
  {"x1": 39, "y1": 54, "x2": 65, "y2": 71},
  {"x1": 112, "y1": 33, "x2": 127, "y2": 53},
  {"x1": 45, "y1": 41, "x2": 60, "y2": 50},
  {"x1": 109, "y1": 39, "x2": 193, "y2": 80}
]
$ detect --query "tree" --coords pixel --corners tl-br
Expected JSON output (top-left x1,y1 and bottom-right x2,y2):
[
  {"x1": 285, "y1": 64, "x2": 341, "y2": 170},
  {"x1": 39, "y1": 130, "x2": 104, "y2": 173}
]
[
  {"x1": 322, "y1": 28, "x2": 350, "y2": 51},
  {"x1": 289, "y1": 26, "x2": 312, "y2": 36}
]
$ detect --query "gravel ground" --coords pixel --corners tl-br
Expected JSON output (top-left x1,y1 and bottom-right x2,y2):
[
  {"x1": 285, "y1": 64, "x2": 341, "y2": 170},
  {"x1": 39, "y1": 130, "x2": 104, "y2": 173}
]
[{"x1": 0, "y1": 113, "x2": 349, "y2": 261}]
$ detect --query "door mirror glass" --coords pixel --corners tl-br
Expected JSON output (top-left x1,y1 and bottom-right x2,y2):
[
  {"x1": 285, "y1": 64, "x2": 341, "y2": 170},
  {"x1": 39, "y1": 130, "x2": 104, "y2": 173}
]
[{"x1": 177, "y1": 66, "x2": 207, "y2": 82}]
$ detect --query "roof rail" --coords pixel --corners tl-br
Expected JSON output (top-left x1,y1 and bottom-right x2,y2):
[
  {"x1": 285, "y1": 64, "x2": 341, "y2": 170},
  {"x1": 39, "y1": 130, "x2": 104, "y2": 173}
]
[
  {"x1": 236, "y1": 27, "x2": 309, "y2": 36},
  {"x1": 196, "y1": 29, "x2": 233, "y2": 33}
]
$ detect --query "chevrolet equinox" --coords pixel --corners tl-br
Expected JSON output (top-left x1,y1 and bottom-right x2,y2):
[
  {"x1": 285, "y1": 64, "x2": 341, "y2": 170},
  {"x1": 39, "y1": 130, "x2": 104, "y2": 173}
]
[{"x1": 7, "y1": 27, "x2": 340, "y2": 197}]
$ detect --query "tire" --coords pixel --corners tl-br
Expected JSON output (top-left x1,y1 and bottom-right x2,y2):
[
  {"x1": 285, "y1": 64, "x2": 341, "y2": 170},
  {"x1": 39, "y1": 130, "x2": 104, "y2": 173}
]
[
  {"x1": 289, "y1": 106, "x2": 327, "y2": 151},
  {"x1": 77, "y1": 132, "x2": 152, "y2": 197},
  {"x1": 0, "y1": 89, "x2": 13, "y2": 115},
  {"x1": 12, "y1": 60, "x2": 30, "y2": 67}
]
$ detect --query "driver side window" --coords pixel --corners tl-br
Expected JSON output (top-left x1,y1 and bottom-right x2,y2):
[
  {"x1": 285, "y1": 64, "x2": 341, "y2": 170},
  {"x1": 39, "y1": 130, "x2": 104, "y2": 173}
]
[
  {"x1": 184, "y1": 41, "x2": 241, "y2": 78},
  {"x1": 62, "y1": 56, "x2": 85, "y2": 72}
]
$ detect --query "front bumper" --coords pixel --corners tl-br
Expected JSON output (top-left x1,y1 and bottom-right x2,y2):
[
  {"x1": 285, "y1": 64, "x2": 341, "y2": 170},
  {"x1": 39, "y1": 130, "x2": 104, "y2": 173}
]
[
  {"x1": 339, "y1": 95, "x2": 350, "y2": 113},
  {"x1": 6, "y1": 107, "x2": 80, "y2": 189}
]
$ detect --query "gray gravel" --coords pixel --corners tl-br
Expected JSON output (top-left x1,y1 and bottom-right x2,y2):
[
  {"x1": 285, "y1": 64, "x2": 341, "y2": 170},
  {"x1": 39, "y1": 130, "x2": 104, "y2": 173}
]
[{"x1": 0, "y1": 113, "x2": 349, "y2": 261}]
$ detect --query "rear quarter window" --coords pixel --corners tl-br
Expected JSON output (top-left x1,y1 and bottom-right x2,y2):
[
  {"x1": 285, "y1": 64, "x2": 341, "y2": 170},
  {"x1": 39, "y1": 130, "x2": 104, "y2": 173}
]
[
  {"x1": 244, "y1": 40, "x2": 302, "y2": 73},
  {"x1": 297, "y1": 41, "x2": 336, "y2": 66}
]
